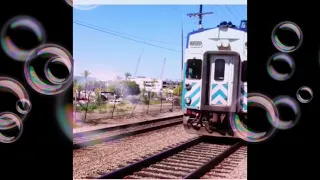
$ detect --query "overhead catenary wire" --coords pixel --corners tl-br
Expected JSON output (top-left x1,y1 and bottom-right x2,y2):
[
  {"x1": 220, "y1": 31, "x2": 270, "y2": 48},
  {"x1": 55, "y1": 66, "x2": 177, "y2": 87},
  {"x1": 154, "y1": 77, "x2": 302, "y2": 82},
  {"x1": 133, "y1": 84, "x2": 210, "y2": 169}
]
[{"x1": 73, "y1": 21, "x2": 181, "y2": 53}]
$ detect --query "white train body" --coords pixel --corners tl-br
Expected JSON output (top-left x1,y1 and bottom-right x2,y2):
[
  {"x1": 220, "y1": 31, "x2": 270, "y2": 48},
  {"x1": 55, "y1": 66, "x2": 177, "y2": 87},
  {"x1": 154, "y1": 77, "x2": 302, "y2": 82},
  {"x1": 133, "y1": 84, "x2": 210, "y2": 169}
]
[{"x1": 182, "y1": 20, "x2": 247, "y2": 138}]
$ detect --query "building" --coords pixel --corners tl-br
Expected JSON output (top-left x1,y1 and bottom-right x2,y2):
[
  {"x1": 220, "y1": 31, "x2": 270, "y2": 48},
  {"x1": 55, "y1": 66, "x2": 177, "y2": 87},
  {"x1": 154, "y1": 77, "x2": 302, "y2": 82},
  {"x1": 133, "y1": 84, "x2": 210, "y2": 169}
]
[{"x1": 129, "y1": 76, "x2": 163, "y2": 93}]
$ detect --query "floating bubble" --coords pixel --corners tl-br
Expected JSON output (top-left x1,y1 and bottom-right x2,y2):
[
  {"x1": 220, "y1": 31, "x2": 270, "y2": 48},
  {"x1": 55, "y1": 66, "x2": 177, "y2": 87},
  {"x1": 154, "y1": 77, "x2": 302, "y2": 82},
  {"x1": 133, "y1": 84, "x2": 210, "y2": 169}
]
[
  {"x1": 270, "y1": 96, "x2": 301, "y2": 130},
  {"x1": 0, "y1": 15, "x2": 46, "y2": 61},
  {"x1": 24, "y1": 44, "x2": 73, "y2": 95},
  {"x1": 0, "y1": 76, "x2": 31, "y2": 130},
  {"x1": 56, "y1": 103, "x2": 73, "y2": 141},
  {"x1": 0, "y1": 112, "x2": 23, "y2": 143},
  {"x1": 296, "y1": 86, "x2": 313, "y2": 103},
  {"x1": 65, "y1": 0, "x2": 99, "y2": 10},
  {"x1": 271, "y1": 21, "x2": 303, "y2": 53},
  {"x1": 267, "y1": 52, "x2": 295, "y2": 81},
  {"x1": 16, "y1": 98, "x2": 32, "y2": 114},
  {"x1": 230, "y1": 93, "x2": 278, "y2": 143},
  {"x1": 56, "y1": 92, "x2": 86, "y2": 145}
]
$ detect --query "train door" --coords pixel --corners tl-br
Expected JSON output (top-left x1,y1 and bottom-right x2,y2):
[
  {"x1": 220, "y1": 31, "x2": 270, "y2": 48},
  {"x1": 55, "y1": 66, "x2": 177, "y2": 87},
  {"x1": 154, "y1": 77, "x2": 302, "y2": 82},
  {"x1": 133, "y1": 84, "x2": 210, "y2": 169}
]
[{"x1": 209, "y1": 56, "x2": 234, "y2": 107}]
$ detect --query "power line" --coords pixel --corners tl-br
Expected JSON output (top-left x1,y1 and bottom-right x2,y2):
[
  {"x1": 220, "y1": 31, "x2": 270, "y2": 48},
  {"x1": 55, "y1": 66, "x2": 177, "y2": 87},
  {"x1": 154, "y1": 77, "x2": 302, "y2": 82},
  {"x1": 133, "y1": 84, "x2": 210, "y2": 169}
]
[
  {"x1": 74, "y1": 20, "x2": 180, "y2": 46},
  {"x1": 224, "y1": 5, "x2": 239, "y2": 22},
  {"x1": 73, "y1": 21, "x2": 181, "y2": 53}
]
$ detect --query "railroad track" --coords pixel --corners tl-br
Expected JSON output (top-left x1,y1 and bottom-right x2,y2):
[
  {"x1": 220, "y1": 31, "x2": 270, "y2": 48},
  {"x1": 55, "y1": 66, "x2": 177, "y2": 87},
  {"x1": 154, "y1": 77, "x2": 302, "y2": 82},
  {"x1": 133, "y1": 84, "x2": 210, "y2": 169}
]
[
  {"x1": 73, "y1": 115, "x2": 183, "y2": 149},
  {"x1": 202, "y1": 146, "x2": 247, "y2": 179},
  {"x1": 96, "y1": 137, "x2": 245, "y2": 179}
]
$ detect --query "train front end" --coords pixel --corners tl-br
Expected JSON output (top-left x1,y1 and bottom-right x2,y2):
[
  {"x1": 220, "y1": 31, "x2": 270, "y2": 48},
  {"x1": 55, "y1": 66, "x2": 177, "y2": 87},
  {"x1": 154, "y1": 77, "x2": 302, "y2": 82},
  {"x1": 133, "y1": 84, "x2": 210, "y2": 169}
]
[{"x1": 182, "y1": 20, "x2": 247, "y2": 138}]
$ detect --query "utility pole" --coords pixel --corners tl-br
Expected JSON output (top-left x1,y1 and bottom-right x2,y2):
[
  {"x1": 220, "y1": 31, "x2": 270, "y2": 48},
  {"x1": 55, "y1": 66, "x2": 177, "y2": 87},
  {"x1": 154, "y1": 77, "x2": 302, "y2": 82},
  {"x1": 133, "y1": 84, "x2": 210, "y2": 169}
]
[
  {"x1": 160, "y1": 58, "x2": 166, "y2": 80},
  {"x1": 134, "y1": 48, "x2": 144, "y2": 78},
  {"x1": 187, "y1": 5, "x2": 213, "y2": 30}
]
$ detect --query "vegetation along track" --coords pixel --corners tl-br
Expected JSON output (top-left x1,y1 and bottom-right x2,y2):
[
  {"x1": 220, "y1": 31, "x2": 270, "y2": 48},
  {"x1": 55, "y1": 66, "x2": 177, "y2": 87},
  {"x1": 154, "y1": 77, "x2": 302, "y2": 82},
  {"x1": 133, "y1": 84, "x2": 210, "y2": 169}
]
[
  {"x1": 73, "y1": 115, "x2": 183, "y2": 149},
  {"x1": 96, "y1": 137, "x2": 244, "y2": 179}
]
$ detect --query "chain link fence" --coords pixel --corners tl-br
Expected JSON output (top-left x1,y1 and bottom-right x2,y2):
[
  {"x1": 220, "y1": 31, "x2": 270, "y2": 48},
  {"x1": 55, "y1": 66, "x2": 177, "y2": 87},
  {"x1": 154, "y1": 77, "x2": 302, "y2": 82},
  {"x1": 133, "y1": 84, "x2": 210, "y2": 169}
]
[{"x1": 74, "y1": 90, "x2": 182, "y2": 123}]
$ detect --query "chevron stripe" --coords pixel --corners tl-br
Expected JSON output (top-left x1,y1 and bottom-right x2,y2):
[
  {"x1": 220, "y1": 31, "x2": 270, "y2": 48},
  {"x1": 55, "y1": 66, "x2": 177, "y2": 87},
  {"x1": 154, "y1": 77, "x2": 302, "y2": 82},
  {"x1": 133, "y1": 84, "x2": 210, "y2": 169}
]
[
  {"x1": 211, "y1": 89, "x2": 227, "y2": 101},
  {"x1": 223, "y1": 84, "x2": 228, "y2": 90},
  {"x1": 210, "y1": 83, "x2": 228, "y2": 105}
]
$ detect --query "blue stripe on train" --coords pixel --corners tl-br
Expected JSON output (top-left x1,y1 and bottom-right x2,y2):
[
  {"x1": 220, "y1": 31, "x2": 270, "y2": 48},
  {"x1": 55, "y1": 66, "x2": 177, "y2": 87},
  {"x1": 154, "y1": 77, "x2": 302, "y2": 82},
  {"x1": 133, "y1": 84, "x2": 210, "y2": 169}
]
[
  {"x1": 187, "y1": 86, "x2": 200, "y2": 108},
  {"x1": 241, "y1": 87, "x2": 247, "y2": 111},
  {"x1": 181, "y1": 63, "x2": 187, "y2": 112},
  {"x1": 241, "y1": 87, "x2": 247, "y2": 96},
  {"x1": 190, "y1": 98, "x2": 200, "y2": 107}
]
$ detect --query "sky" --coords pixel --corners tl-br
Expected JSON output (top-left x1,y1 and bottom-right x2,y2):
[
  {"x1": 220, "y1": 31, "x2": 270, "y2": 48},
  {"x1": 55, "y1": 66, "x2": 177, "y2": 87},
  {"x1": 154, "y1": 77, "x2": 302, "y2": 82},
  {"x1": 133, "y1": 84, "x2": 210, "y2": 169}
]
[{"x1": 73, "y1": 5, "x2": 247, "y2": 81}]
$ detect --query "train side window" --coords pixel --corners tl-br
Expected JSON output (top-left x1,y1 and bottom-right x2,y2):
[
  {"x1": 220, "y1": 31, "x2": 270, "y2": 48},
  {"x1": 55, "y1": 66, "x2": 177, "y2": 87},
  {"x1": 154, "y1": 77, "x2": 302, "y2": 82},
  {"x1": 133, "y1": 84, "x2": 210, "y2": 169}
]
[
  {"x1": 186, "y1": 59, "x2": 202, "y2": 79},
  {"x1": 241, "y1": 61, "x2": 247, "y2": 82},
  {"x1": 214, "y1": 59, "x2": 225, "y2": 81}
]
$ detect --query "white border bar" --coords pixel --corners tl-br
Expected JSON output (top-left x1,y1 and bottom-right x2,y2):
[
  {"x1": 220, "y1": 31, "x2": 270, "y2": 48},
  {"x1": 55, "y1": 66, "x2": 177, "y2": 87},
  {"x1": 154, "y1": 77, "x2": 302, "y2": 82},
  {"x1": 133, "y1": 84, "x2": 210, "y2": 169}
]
[{"x1": 74, "y1": 0, "x2": 247, "y2": 5}]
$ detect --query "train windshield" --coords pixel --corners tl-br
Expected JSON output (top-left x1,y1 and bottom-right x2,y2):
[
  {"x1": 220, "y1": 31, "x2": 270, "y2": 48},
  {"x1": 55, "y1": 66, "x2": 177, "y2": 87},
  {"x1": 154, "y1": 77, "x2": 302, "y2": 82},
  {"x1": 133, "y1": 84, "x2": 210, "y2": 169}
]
[{"x1": 186, "y1": 59, "x2": 202, "y2": 80}]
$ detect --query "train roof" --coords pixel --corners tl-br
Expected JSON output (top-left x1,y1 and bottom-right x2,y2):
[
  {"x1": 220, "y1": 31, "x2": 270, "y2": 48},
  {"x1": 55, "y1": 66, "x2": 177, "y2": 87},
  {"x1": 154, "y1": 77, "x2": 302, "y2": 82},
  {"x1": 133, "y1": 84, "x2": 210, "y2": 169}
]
[{"x1": 186, "y1": 20, "x2": 247, "y2": 48}]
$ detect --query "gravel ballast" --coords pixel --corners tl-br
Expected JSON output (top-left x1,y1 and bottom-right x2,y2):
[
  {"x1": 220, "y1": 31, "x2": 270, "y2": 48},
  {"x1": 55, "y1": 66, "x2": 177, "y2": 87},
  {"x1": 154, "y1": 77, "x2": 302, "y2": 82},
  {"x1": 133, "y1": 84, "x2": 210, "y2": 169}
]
[
  {"x1": 73, "y1": 125, "x2": 197, "y2": 179},
  {"x1": 227, "y1": 157, "x2": 247, "y2": 179}
]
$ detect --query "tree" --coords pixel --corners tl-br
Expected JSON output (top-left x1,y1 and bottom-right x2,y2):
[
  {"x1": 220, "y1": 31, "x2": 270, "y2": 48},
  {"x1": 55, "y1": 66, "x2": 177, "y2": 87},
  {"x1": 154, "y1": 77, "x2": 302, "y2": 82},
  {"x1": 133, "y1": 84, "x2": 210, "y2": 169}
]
[
  {"x1": 81, "y1": 70, "x2": 91, "y2": 100},
  {"x1": 73, "y1": 79, "x2": 82, "y2": 100},
  {"x1": 141, "y1": 88, "x2": 149, "y2": 104},
  {"x1": 94, "y1": 88, "x2": 102, "y2": 106},
  {"x1": 173, "y1": 82, "x2": 183, "y2": 96},
  {"x1": 122, "y1": 80, "x2": 140, "y2": 96},
  {"x1": 124, "y1": 72, "x2": 132, "y2": 80},
  {"x1": 163, "y1": 88, "x2": 169, "y2": 97},
  {"x1": 106, "y1": 84, "x2": 116, "y2": 92}
]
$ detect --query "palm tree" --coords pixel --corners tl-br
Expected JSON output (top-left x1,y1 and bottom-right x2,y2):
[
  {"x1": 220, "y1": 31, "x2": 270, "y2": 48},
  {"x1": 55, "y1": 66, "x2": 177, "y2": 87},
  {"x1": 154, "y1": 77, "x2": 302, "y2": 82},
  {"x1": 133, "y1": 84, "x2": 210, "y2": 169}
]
[
  {"x1": 115, "y1": 76, "x2": 122, "y2": 81},
  {"x1": 81, "y1": 70, "x2": 91, "y2": 101},
  {"x1": 73, "y1": 79, "x2": 81, "y2": 100},
  {"x1": 124, "y1": 72, "x2": 132, "y2": 80}
]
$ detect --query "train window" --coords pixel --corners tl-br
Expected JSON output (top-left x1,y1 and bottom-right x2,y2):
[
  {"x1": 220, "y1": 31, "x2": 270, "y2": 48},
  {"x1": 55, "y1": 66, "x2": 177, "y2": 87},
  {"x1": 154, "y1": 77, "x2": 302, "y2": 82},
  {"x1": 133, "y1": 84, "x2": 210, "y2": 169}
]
[
  {"x1": 214, "y1": 59, "x2": 225, "y2": 81},
  {"x1": 186, "y1": 59, "x2": 202, "y2": 79},
  {"x1": 241, "y1": 61, "x2": 247, "y2": 82},
  {"x1": 240, "y1": 21, "x2": 247, "y2": 30}
]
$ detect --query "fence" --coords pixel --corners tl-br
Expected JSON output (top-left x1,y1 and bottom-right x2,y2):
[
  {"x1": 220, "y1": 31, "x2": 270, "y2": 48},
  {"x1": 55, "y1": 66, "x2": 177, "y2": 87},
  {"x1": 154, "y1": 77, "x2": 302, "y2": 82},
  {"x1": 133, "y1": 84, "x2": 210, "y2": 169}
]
[{"x1": 74, "y1": 91, "x2": 182, "y2": 123}]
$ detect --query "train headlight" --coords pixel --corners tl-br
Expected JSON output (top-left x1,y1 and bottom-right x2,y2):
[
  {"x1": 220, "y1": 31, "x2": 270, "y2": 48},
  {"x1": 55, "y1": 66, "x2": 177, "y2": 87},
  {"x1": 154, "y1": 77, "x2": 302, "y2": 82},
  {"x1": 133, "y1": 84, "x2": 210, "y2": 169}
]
[
  {"x1": 222, "y1": 40, "x2": 229, "y2": 47},
  {"x1": 185, "y1": 97, "x2": 191, "y2": 104},
  {"x1": 216, "y1": 41, "x2": 222, "y2": 47}
]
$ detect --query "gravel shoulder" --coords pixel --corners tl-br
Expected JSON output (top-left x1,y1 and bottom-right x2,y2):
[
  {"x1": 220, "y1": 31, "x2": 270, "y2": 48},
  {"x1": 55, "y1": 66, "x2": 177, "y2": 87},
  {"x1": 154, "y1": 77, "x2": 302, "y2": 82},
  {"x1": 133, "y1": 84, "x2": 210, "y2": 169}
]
[{"x1": 73, "y1": 124, "x2": 197, "y2": 179}]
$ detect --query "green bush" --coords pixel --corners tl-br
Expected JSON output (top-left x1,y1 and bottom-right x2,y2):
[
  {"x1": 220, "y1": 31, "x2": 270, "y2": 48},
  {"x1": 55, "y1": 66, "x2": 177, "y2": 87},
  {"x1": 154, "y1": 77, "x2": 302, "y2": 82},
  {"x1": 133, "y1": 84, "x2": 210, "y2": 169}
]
[
  {"x1": 150, "y1": 100, "x2": 161, "y2": 105},
  {"x1": 77, "y1": 103, "x2": 98, "y2": 112}
]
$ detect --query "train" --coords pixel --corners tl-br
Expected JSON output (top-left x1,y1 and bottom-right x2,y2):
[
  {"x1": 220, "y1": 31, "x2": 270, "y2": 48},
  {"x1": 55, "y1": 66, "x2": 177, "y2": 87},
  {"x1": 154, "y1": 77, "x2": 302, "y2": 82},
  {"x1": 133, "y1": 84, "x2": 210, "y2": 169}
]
[{"x1": 182, "y1": 20, "x2": 247, "y2": 138}]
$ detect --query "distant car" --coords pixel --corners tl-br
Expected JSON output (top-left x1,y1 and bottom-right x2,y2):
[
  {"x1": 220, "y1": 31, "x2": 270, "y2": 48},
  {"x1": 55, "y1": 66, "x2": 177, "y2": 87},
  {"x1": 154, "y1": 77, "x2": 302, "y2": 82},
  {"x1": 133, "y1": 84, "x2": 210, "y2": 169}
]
[
  {"x1": 110, "y1": 99, "x2": 121, "y2": 104},
  {"x1": 166, "y1": 97, "x2": 174, "y2": 101}
]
